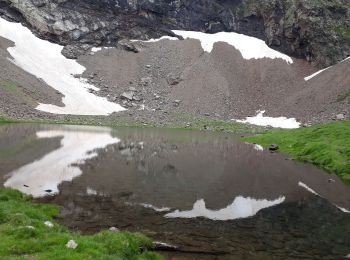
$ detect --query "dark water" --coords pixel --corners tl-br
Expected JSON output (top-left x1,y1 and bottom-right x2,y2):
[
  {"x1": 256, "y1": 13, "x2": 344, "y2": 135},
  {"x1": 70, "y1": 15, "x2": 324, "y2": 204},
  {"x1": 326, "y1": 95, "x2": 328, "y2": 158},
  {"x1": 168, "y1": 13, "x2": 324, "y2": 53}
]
[{"x1": 0, "y1": 124, "x2": 349, "y2": 259}]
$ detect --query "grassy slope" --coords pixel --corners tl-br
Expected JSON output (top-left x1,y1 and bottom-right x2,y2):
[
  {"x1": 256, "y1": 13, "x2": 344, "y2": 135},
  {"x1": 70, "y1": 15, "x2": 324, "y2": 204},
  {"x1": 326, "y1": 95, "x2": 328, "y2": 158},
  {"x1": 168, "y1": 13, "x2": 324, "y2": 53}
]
[
  {"x1": 0, "y1": 189, "x2": 162, "y2": 260},
  {"x1": 244, "y1": 121, "x2": 350, "y2": 182}
]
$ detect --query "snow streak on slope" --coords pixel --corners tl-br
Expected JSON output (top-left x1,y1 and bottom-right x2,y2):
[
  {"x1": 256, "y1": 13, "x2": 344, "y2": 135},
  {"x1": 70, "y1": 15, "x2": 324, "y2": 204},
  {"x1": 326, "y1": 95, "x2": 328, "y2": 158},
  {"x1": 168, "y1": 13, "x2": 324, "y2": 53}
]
[
  {"x1": 234, "y1": 111, "x2": 301, "y2": 129},
  {"x1": 172, "y1": 30, "x2": 294, "y2": 64},
  {"x1": 304, "y1": 56, "x2": 350, "y2": 81},
  {"x1": 4, "y1": 126, "x2": 119, "y2": 197},
  {"x1": 165, "y1": 196, "x2": 285, "y2": 221},
  {"x1": 0, "y1": 18, "x2": 125, "y2": 115}
]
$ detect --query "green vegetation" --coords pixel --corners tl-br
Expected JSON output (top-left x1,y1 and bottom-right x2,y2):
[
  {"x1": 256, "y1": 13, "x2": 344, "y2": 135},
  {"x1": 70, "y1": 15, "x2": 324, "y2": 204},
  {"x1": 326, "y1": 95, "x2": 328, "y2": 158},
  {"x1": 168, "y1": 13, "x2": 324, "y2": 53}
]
[
  {"x1": 335, "y1": 26, "x2": 350, "y2": 39},
  {"x1": 0, "y1": 189, "x2": 162, "y2": 260},
  {"x1": 0, "y1": 81, "x2": 17, "y2": 92},
  {"x1": 0, "y1": 117, "x2": 16, "y2": 124},
  {"x1": 244, "y1": 120, "x2": 350, "y2": 182},
  {"x1": 337, "y1": 89, "x2": 350, "y2": 102}
]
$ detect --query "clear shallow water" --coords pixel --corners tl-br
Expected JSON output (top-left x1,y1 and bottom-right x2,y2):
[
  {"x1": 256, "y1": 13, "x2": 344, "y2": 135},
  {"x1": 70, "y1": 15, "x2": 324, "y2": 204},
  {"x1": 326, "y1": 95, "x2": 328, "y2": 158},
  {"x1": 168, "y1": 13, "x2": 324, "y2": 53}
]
[{"x1": 0, "y1": 124, "x2": 349, "y2": 258}]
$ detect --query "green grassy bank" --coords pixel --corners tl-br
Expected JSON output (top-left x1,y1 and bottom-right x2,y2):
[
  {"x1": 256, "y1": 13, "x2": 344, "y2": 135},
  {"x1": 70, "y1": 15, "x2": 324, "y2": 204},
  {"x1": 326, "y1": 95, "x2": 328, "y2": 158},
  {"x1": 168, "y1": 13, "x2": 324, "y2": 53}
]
[
  {"x1": 244, "y1": 120, "x2": 350, "y2": 183},
  {"x1": 0, "y1": 189, "x2": 162, "y2": 260}
]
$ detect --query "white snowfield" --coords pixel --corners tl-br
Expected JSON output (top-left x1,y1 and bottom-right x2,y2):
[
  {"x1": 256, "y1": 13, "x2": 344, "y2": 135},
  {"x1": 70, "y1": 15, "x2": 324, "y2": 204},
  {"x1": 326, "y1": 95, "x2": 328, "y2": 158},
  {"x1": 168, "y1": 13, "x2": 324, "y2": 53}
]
[
  {"x1": 165, "y1": 196, "x2": 285, "y2": 221},
  {"x1": 131, "y1": 35, "x2": 178, "y2": 43},
  {"x1": 4, "y1": 126, "x2": 119, "y2": 197},
  {"x1": 0, "y1": 18, "x2": 125, "y2": 115},
  {"x1": 172, "y1": 30, "x2": 294, "y2": 64},
  {"x1": 234, "y1": 110, "x2": 301, "y2": 129}
]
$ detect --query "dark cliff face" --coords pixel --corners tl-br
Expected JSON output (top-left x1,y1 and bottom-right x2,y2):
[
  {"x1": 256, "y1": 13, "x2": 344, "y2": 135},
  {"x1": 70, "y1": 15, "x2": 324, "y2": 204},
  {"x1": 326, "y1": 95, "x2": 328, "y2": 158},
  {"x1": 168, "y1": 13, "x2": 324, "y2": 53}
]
[{"x1": 0, "y1": 0, "x2": 349, "y2": 67}]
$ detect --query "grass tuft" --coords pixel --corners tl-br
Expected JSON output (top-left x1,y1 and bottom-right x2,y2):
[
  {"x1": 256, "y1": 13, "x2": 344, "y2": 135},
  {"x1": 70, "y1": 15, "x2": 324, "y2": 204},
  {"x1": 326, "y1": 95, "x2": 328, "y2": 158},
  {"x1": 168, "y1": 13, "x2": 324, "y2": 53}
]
[
  {"x1": 0, "y1": 189, "x2": 162, "y2": 259},
  {"x1": 243, "y1": 120, "x2": 350, "y2": 183}
]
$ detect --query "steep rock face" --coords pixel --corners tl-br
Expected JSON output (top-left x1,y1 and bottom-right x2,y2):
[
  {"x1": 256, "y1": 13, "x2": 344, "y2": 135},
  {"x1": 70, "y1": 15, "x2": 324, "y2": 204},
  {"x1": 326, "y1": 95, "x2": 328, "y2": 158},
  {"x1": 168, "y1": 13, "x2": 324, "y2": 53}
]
[{"x1": 0, "y1": 0, "x2": 349, "y2": 67}]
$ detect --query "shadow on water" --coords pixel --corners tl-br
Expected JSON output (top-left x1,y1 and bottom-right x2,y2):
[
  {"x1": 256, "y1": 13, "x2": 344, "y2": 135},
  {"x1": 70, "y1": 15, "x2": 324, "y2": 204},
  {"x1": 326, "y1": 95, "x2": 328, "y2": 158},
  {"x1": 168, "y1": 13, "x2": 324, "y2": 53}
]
[{"x1": 0, "y1": 124, "x2": 349, "y2": 259}]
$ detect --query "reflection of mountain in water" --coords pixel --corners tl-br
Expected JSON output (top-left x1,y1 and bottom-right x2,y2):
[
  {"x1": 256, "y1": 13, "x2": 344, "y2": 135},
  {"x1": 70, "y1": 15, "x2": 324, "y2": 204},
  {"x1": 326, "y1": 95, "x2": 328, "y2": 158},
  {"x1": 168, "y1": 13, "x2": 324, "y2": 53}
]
[{"x1": 4, "y1": 127, "x2": 119, "y2": 197}]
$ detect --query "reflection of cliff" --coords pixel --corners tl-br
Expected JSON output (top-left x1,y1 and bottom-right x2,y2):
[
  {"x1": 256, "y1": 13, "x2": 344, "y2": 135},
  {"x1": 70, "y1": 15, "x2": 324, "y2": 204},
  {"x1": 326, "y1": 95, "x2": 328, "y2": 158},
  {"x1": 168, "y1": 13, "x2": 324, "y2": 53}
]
[{"x1": 4, "y1": 126, "x2": 119, "y2": 197}]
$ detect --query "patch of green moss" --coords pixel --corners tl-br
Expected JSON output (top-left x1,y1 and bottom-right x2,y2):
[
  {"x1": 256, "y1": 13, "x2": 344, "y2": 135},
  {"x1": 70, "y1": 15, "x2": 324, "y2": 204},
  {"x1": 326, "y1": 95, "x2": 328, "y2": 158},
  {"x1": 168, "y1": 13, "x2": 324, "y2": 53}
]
[
  {"x1": 0, "y1": 81, "x2": 17, "y2": 92},
  {"x1": 0, "y1": 189, "x2": 162, "y2": 259},
  {"x1": 336, "y1": 89, "x2": 350, "y2": 102},
  {"x1": 244, "y1": 120, "x2": 350, "y2": 183},
  {"x1": 335, "y1": 26, "x2": 350, "y2": 39}
]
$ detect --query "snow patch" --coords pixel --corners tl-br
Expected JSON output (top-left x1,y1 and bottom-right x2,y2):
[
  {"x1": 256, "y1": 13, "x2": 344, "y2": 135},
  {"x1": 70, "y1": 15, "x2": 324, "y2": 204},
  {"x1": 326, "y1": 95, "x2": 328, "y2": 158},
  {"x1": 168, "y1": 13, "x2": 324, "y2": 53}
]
[
  {"x1": 132, "y1": 36, "x2": 178, "y2": 43},
  {"x1": 172, "y1": 30, "x2": 293, "y2": 64},
  {"x1": 4, "y1": 126, "x2": 119, "y2": 197},
  {"x1": 234, "y1": 110, "x2": 301, "y2": 129},
  {"x1": 304, "y1": 56, "x2": 350, "y2": 81},
  {"x1": 165, "y1": 196, "x2": 285, "y2": 221},
  {"x1": 0, "y1": 18, "x2": 125, "y2": 115}
]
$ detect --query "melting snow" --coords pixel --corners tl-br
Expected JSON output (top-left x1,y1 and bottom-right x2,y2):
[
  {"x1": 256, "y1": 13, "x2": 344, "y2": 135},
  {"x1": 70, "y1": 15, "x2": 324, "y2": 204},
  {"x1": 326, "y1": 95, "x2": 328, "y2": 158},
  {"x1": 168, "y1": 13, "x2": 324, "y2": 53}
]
[
  {"x1": 234, "y1": 110, "x2": 301, "y2": 129},
  {"x1": 4, "y1": 126, "x2": 119, "y2": 197},
  {"x1": 132, "y1": 36, "x2": 178, "y2": 43},
  {"x1": 304, "y1": 56, "x2": 350, "y2": 81},
  {"x1": 165, "y1": 196, "x2": 285, "y2": 221},
  {"x1": 172, "y1": 30, "x2": 293, "y2": 64},
  {"x1": 0, "y1": 18, "x2": 125, "y2": 115}
]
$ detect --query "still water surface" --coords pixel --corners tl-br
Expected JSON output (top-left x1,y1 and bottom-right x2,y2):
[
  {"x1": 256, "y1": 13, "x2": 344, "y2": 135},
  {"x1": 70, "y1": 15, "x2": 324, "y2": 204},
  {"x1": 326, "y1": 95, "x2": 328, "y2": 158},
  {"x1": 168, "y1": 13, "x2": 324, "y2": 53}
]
[{"x1": 0, "y1": 124, "x2": 349, "y2": 259}]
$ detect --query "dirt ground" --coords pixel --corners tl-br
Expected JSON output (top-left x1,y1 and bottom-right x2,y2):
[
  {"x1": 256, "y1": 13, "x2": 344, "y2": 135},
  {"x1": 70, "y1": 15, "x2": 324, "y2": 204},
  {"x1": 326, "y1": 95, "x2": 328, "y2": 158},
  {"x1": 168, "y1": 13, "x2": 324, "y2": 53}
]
[{"x1": 0, "y1": 36, "x2": 349, "y2": 125}]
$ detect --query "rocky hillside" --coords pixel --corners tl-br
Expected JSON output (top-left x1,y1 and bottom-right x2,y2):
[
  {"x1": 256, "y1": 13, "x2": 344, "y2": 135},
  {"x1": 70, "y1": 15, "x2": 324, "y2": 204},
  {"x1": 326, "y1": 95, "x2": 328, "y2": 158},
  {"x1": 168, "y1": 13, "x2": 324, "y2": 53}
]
[{"x1": 0, "y1": 0, "x2": 349, "y2": 67}]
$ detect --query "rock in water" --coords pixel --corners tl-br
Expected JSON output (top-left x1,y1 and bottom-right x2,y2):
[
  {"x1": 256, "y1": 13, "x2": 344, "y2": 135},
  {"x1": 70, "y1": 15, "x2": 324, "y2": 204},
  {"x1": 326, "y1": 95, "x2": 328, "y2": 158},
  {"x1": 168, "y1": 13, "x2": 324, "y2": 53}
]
[{"x1": 269, "y1": 144, "x2": 279, "y2": 151}]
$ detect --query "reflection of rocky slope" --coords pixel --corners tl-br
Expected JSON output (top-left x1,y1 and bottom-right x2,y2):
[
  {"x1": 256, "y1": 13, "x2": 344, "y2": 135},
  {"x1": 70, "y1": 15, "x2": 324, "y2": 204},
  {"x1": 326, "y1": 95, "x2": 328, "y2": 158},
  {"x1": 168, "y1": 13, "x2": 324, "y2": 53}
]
[{"x1": 0, "y1": 0, "x2": 349, "y2": 67}]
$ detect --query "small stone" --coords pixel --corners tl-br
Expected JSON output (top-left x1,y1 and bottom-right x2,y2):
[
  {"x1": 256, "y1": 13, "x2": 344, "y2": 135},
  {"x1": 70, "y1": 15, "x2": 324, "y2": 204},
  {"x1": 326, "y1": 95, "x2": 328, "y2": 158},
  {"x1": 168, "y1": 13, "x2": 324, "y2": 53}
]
[
  {"x1": 204, "y1": 113, "x2": 210, "y2": 116},
  {"x1": 154, "y1": 94, "x2": 160, "y2": 100},
  {"x1": 336, "y1": 114, "x2": 345, "y2": 120},
  {"x1": 269, "y1": 144, "x2": 279, "y2": 151},
  {"x1": 328, "y1": 178, "x2": 335, "y2": 183},
  {"x1": 66, "y1": 240, "x2": 78, "y2": 250},
  {"x1": 133, "y1": 96, "x2": 142, "y2": 102},
  {"x1": 121, "y1": 91, "x2": 134, "y2": 101},
  {"x1": 45, "y1": 189, "x2": 52, "y2": 193},
  {"x1": 129, "y1": 87, "x2": 136, "y2": 92},
  {"x1": 173, "y1": 100, "x2": 181, "y2": 107},
  {"x1": 145, "y1": 64, "x2": 151, "y2": 68},
  {"x1": 109, "y1": 227, "x2": 120, "y2": 232},
  {"x1": 44, "y1": 221, "x2": 54, "y2": 228},
  {"x1": 140, "y1": 77, "x2": 152, "y2": 86}
]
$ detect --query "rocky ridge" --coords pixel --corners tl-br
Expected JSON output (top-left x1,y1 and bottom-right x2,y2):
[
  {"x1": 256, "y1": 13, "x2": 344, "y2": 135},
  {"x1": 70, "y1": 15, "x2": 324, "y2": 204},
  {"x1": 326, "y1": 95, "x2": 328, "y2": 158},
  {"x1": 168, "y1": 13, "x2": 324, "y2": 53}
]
[{"x1": 0, "y1": 0, "x2": 349, "y2": 67}]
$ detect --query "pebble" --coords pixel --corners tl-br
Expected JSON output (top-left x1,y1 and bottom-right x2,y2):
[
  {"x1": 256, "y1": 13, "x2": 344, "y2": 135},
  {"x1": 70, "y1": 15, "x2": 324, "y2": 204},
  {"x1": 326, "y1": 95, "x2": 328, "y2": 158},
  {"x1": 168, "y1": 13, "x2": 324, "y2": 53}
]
[
  {"x1": 66, "y1": 240, "x2": 78, "y2": 249},
  {"x1": 44, "y1": 221, "x2": 54, "y2": 228},
  {"x1": 109, "y1": 227, "x2": 120, "y2": 232}
]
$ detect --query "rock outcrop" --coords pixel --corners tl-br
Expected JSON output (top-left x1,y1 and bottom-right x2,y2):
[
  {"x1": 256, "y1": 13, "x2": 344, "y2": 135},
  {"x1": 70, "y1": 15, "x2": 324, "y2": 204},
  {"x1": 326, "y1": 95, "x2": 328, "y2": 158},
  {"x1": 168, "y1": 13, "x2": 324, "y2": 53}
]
[{"x1": 0, "y1": 0, "x2": 349, "y2": 67}]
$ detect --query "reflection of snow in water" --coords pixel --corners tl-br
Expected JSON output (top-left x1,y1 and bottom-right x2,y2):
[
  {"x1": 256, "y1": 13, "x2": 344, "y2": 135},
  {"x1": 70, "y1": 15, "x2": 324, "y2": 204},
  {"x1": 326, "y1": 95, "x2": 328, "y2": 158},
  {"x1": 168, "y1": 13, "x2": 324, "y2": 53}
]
[
  {"x1": 140, "y1": 203, "x2": 171, "y2": 212},
  {"x1": 234, "y1": 110, "x2": 300, "y2": 129},
  {"x1": 165, "y1": 196, "x2": 285, "y2": 221},
  {"x1": 4, "y1": 127, "x2": 119, "y2": 197},
  {"x1": 298, "y1": 181, "x2": 350, "y2": 213},
  {"x1": 0, "y1": 18, "x2": 125, "y2": 115}
]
